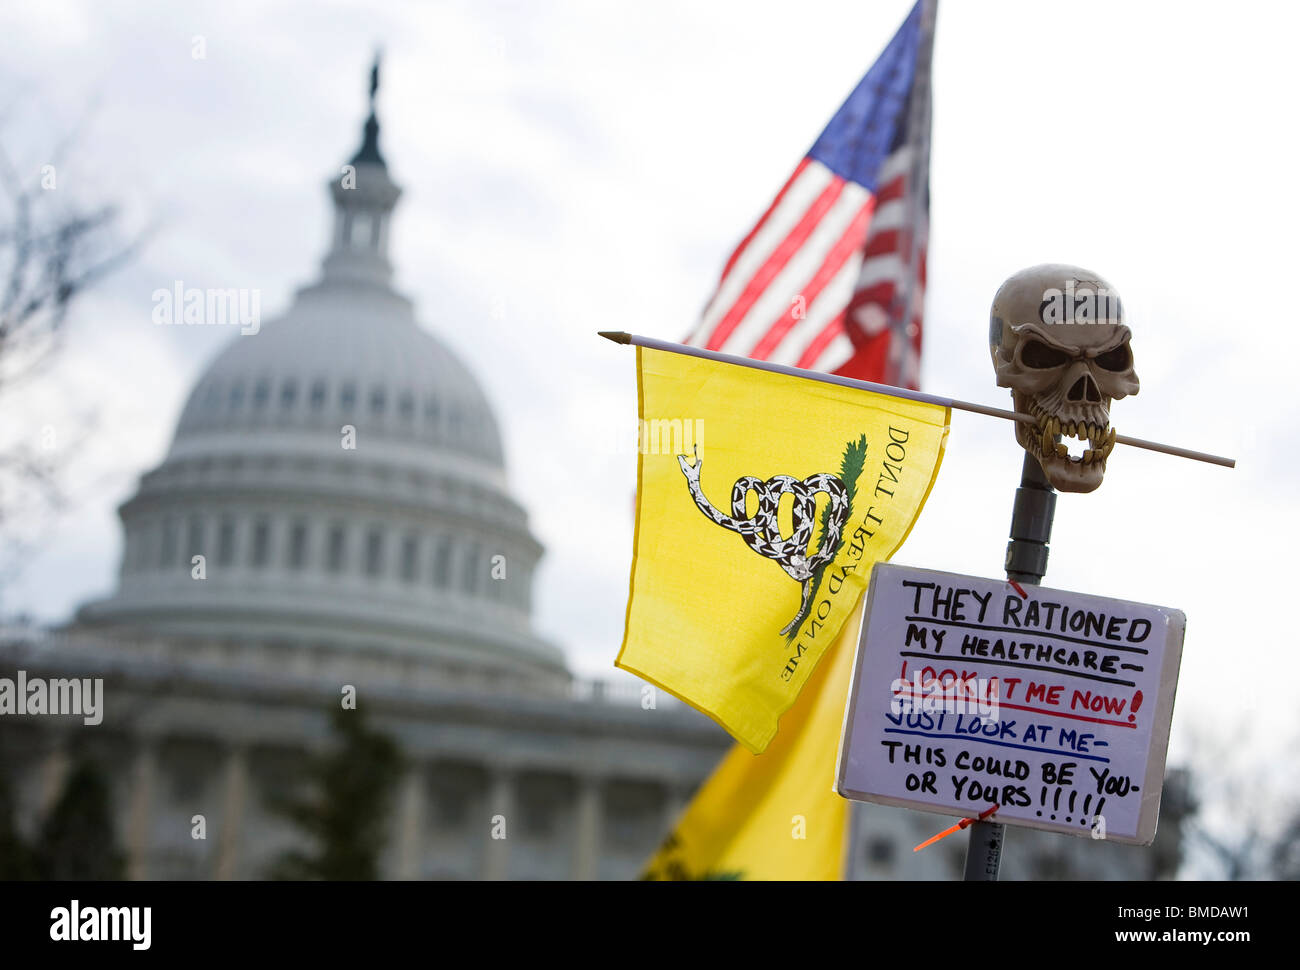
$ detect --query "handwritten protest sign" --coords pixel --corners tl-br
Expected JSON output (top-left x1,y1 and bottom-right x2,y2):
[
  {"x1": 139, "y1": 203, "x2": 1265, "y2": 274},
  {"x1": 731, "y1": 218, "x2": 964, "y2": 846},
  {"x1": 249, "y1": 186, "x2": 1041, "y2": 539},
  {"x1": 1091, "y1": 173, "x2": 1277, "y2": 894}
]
[{"x1": 835, "y1": 563, "x2": 1185, "y2": 844}]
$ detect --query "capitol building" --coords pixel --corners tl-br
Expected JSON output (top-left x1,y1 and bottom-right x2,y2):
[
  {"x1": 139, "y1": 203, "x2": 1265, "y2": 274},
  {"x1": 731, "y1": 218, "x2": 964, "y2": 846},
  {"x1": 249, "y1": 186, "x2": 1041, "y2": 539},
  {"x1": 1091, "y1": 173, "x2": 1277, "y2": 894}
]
[
  {"x1": 0, "y1": 71, "x2": 1189, "y2": 881},
  {"x1": 0, "y1": 77, "x2": 729, "y2": 880}
]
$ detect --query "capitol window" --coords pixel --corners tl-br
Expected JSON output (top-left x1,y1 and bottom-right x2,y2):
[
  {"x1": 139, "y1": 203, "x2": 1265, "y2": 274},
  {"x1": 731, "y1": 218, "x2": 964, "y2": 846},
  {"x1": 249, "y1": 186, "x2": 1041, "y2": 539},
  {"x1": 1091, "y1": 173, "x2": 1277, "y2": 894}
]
[
  {"x1": 435, "y1": 787, "x2": 469, "y2": 828},
  {"x1": 867, "y1": 837, "x2": 895, "y2": 867},
  {"x1": 280, "y1": 380, "x2": 297, "y2": 411},
  {"x1": 522, "y1": 795, "x2": 557, "y2": 839},
  {"x1": 339, "y1": 383, "x2": 356, "y2": 412},
  {"x1": 605, "y1": 785, "x2": 658, "y2": 850},
  {"x1": 309, "y1": 380, "x2": 327, "y2": 411},
  {"x1": 327, "y1": 525, "x2": 347, "y2": 573},
  {"x1": 253, "y1": 379, "x2": 271, "y2": 409},
  {"x1": 251, "y1": 519, "x2": 271, "y2": 568},
  {"x1": 217, "y1": 516, "x2": 236, "y2": 567},
  {"x1": 287, "y1": 521, "x2": 308, "y2": 569},
  {"x1": 169, "y1": 761, "x2": 207, "y2": 803},
  {"x1": 370, "y1": 387, "x2": 386, "y2": 416},
  {"x1": 229, "y1": 382, "x2": 245, "y2": 412}
]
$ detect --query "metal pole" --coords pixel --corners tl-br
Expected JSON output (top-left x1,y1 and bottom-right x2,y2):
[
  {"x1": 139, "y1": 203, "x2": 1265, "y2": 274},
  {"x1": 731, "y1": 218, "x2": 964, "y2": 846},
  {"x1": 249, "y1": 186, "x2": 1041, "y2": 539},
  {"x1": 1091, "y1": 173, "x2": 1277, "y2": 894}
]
[{"x1": 962, "y1": 452, "x2": 1057, "y2": 881}]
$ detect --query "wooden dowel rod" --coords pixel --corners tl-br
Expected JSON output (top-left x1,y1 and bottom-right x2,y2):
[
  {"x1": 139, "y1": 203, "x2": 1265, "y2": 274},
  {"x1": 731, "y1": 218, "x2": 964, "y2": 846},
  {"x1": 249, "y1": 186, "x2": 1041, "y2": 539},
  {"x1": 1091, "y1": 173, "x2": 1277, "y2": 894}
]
[{"x1": 599, "y1": 331, "x2": 1236, "y2": 470}]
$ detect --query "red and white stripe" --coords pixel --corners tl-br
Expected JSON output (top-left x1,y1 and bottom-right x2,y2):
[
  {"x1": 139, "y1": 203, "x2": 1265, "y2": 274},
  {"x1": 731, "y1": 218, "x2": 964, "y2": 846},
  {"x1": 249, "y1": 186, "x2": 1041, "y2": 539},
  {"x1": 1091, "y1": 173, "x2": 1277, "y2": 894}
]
[
  {"x1": 684, "y1": 146, "x2": 928, "y2": 388},
  {"x1": 844, "y1": 145, "x2": 927, "y2": 390}
]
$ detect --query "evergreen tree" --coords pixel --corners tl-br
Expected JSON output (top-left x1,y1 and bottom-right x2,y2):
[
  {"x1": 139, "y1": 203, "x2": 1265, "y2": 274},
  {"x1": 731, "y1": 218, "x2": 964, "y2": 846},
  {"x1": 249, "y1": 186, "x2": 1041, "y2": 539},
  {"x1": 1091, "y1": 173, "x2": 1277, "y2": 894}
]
[
  {"x1": 0, "y1": 767, "x2": 37, "y2": 879},
  {"x1": 269, "y1": 705, "x2": 403, "y2": 880},
  {"x1": 32, "y1": 757, "x2": 125, "y2": 880}
]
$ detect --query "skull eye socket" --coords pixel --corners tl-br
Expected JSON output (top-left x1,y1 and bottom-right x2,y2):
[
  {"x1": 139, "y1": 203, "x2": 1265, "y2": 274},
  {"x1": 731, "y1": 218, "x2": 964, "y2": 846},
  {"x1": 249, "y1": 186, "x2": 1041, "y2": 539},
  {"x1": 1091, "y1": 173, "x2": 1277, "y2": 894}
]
[
  {"x1": 1021, "y1": 339, "x2": 1070, "y2": 369},
  {"x1": 1095, "y1": 343, "x2": 1132, "y2": 372}
]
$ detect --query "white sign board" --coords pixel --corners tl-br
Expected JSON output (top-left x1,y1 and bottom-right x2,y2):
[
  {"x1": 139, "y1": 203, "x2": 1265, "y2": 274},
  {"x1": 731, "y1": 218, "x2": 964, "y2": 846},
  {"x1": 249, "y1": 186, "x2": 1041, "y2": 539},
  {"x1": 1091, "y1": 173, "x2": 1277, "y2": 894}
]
[{"x1": 836, "y1": 563, "x2": 1185, "y2": 844}]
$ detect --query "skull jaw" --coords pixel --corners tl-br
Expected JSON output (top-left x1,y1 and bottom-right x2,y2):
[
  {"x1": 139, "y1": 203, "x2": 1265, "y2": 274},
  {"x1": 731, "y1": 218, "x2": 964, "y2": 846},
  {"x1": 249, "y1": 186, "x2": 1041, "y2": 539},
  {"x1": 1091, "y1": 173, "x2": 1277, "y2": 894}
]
[
  {"x1": 1012, "y1": 391, "x2": 1108, "y2": 494},
  {"x1": 1030, "y1": 445, "x2": 1105, "y2": 493}
]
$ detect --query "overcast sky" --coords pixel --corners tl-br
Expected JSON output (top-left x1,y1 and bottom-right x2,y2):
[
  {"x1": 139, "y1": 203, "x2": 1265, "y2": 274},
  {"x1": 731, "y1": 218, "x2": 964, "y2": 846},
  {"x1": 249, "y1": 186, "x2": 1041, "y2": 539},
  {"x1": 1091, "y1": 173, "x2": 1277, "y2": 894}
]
[{"x1": 4, "y1": 0, "x2": 1298, "y2": 848}]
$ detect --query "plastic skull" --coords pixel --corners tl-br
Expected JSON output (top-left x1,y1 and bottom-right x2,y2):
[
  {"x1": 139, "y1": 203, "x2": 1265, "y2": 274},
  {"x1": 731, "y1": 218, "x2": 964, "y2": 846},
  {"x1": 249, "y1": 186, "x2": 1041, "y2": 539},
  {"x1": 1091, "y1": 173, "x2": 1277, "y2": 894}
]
[{"x1": 988, "y1": 264, "x2": 1139, "y2": 493}]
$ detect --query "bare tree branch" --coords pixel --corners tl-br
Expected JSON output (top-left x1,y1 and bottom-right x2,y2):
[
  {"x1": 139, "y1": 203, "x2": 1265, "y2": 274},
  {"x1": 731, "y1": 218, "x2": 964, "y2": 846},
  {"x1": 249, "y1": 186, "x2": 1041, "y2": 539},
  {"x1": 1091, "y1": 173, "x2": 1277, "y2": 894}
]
[
  {"x1": 0, "y1": 113, "x2": 145, "y2": 588},
  {"x1": 1179, "y1": 722, "x2": 1300, "y2": 879}
]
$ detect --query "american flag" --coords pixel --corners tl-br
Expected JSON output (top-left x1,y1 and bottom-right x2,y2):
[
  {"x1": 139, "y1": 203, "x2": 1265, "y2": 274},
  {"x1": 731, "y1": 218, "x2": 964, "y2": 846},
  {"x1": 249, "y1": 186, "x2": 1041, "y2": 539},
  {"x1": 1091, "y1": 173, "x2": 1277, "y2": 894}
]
[{"x1": 683, "y1": 0, "x2": 936, "y2": 389}]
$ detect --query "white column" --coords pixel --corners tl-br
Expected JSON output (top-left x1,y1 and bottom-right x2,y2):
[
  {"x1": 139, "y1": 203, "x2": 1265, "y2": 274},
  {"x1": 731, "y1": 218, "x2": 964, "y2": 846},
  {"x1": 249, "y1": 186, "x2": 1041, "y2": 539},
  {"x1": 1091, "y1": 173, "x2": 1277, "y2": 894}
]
[
  {"x1": 268, "y1": 512, "x2": 289, "y2": 575},
  {"x1": 483, "y1": 767, "x2": 514, "y2": 881},
  {"x1": 394, "y1": 764, "x2": 425, "y2": 879},
  {"x1": 349, "y1": 520, "x2": 366, "y2": 577},
  {"x1": 228, "y1": 513, "x2": 248, "y2": 574},
  {"x1": 662, "y1": 781, "x2": 687, "y2": 837},
  {"x1": 38, "y1": 735, "x2": 71, "y2": 817},
  {"x1": 119, "y1": 529, "x2": 137, "y2": 581},
  {"x1": 387, "y1": 525, "x2": 406, "y2": 588},
  {"x1": 571, "y1": 776, "x2": 604, "y2": 881},
  {"x1": 214, "y1": 747, "x2": 248, "y2": 880},
  {"x1": 125, "y1": 741, "x2": 159, "y2": 881}
]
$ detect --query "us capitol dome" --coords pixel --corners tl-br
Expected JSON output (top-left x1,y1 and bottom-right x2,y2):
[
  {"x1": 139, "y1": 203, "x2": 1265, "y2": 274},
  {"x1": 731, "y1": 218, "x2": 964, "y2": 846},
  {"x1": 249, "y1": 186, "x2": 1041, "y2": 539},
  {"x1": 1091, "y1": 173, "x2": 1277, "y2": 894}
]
[
  {"x1": 75, "y1": 85, "x2": 564, "y2": 688},
  {"x1": 0, "y1": 67, "x2": 728, "y2": 881}
]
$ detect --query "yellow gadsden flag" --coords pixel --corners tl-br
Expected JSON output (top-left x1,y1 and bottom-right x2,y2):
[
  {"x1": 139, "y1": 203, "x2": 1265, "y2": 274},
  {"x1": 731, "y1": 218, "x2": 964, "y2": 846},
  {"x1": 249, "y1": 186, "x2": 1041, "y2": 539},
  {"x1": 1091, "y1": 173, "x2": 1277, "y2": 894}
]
[
  {"x1": 617, "y1": 347, "x2": 949, "y2": 753},
  {"x1": 643, "y1": 604, "x2": 865, "y2": 880}
]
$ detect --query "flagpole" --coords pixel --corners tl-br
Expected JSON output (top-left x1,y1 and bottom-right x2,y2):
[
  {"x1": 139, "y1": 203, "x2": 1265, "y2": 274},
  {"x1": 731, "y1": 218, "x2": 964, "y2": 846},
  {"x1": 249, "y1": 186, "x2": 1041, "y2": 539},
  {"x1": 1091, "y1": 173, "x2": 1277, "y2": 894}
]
[
  {"x1": 960, "y1": 451, "x2": 1055, "y2": 879},
  {"x1": 886, "y1": 0, "x2": 937, "y2": 387},
  {"x1": 599, "y1": 332, "x2": 1237, "y2": 469}
]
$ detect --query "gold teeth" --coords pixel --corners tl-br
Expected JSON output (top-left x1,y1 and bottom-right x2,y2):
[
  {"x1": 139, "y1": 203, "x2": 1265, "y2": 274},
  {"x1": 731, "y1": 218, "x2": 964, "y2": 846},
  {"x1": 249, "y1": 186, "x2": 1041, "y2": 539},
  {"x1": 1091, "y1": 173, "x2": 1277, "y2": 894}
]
[
  {"x1": 1025, "y1": 402, "x2": 1117, "y2": 465},
  {"x1": 1075, "y1": 426, "x2": 1117, "y2": 465},
  {"x1": 1031, "y1": 410, "x2": 1117, "y2": 465}
]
